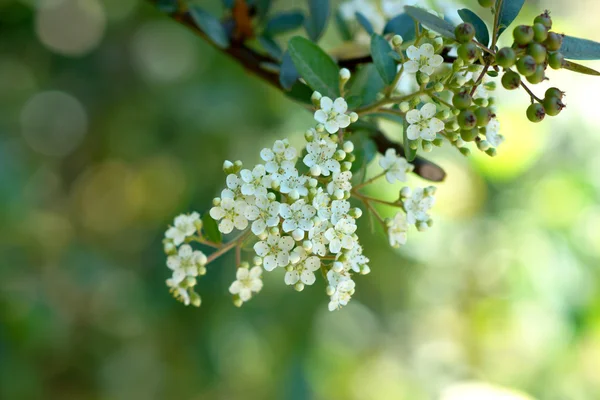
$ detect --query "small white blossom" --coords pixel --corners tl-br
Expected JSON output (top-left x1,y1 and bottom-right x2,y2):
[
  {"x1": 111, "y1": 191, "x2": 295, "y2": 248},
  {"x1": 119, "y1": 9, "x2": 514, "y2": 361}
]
[
  {"x1": 330, "y1": 199, "x2": 350, "y2": 225},
  {"x1": 209, "y1": 198, "x2": 248, "y2": 234},
  {"x1": 327, "y1": 171, "x2": 352, "y2": 195},
  {"x1": 485, "y1": 118, "x2": 504, "y2": 148},
  {"x1": 308, "y1": 220, "x2": 331, "y2": 256},
  {"x1": 166, "y1": 278, "x2": 194, "y2": 306},
  {"x1": 314, "y1": 96, "x2": 352, "y2": 134},
  {"x1": 387, "y1": 212, "x2": 408, "y2": 247},
  {"x1": 403, "y1": 187, "x2": 435, "y2": 224},
  {"x1": 253, "y1": 232, "x2": 295, "y2": 271},
  {"x1": 279, "y1": 168, "x2": 309, "y2": 198},
  {"x1": 280, "y1": 200, "x2": 316, "y2": 234},
  {"x1": 165, "y1": 212, "x2": 200, "y2": 246},
  {"x1": 303, "y1": 136, "x2": 340, "y2": 176},
  {"x1": 406, "y1": 103, "x2": 444, "y2": 141},
  {"x1": 327, "y1": 269, "x2": 356, "y2": 311},
  {"x1": 404, "y1": 43, "x2": 444, "y2": 76},
  {"x1": 324, "y1": 216, "x2": 357, "y2": 253},
  {"x1": 378, "y1": 148, "x2": 414, "y2": 183},
  {"x1": 229, "y1": 266, "x2": 263, "y2": 302},
  {"x1": 240, "y1": 165, "x2": 271, "y2": 196},
  {"x1": 244, "y1": 195, "x2": 280, "y2": 235},
  {"x1": 260, "y1": 139, "x2": 297, "y2": 177},
  {"x1": 344, "y1": 244, "x2": 370, "y2": 273},
  {"x1": 285, "y1": 247, "x2": 321, "y2": 286},
  {"x1": 312, "y1": 188, "x2": 332, "y2": 221},
  {"x1": 167, "y1": 244, "x2": 207, "y2": 284}
]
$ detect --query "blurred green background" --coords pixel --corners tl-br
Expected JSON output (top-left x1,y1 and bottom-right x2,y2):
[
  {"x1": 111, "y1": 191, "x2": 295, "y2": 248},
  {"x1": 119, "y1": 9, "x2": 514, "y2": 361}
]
[{"x1": 1, "y1": 0, "x2": 600, "y2": 399}]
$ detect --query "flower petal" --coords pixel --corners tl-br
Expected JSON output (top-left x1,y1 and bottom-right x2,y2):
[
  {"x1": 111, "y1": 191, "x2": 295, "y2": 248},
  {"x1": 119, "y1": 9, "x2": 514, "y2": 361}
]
[
  {"x1": 403, "y1": 60, "x2": 419, "y2": 73},
  {"x1": 420, "y1": 43, "x2": 434, "y2": 58},
  {"x1": 406, "y1": 45, "x2": 420, "y2": 60},
  {"x1": 314, "y1": 110, "x2": 328, "y2": 124},
  {"x1": 333, "y1": 97, "x2": 348, "y2": 114},
  {"x1": 406, "y1": 124, "x2": 421, "y2": 140},
  {"x1": 405, "y1": 109, "x2": 421, "y2": 124},
  {"x1": 420, "y1": 103, "x2": 437, "y2": 119},
  {"x1": 320, "y1": 96, "x2": 333, "y2": 112}
]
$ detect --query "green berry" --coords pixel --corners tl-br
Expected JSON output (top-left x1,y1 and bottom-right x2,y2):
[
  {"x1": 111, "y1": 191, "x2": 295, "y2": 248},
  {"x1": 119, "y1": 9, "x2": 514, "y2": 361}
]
[
  {"x1": 548, "y1": 52, "x2": 564, "y2": 69},
  {"x1": 457, "y1": 42, "x2": 479, "y2": 62},
  {"x1": 544, "y1": 32, "x2": 563, "y2": 51},
  {"x1": 501, "y1": 70, "x2": 521, "y2": 90},
  {"x1": 527, "y1": 43, "x2": 547, "y2": 64},
  {"x1": 526, "y1": 103, "x2": 546, "y2": 123},
  {"x1": 478, "y1": 0, "x2": 494, "y2": 7},
  {"x1": 543, "y1": 96, "x2": 565, "y2": 116},
  {"x1": 457, "y1": 109, "x2": 477, "y2": 129},
  {"x1": 474, "y1": 107, "x2": 493, "y2": 127},
  {"x1": 513, "y1": 25, "x2": 534, "y2": 46},
  {"x1": 455, "y1": 23, "x2": 476, "y2": 44},
  {"x1": 460, "y1": 127, "x2": 479, "y2": 142},
  {"x1": 496, "y1": 47, "x2": 516, "y2": 68},
  {"x1": 545, "y1": 87, "x2": 564, "y2": 99},
  {"x1": 533, "y1": 23, "x2": 549, "y2": 43},
  {"x1": 516, "y1": 55, "x2": 537, "y2": 76},
  {"x1": 526, "y1": 64, "x2": 546, "y2": 84},
  {"x1": 534, "y1": 12, "x2": 552, "y2": 30},
  {"x1": 452, "y1": 90, "x2": 472, "y2": 110}
]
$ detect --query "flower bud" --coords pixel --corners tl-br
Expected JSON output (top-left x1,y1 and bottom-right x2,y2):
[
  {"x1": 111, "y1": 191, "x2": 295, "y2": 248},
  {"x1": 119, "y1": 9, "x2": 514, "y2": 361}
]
[
  {"x1": 212, "y1": 197, "x2": 221, "y2": 206},
  {"x1": 486, "y1": 148, "x2": 498, "y2": 157},
  {"x1": 233, "y1": 160, "x2": 243, "y2": 171},
  {"x1": 422, "y1": 141, "x2": 433, "y2": 152},
  {"x1": 305, "y1": 128, "x2": 316, "y2": 142},
  {"x1": 350, "y1": 112, "x2": 359, "y2": 123},
  {"x1": 303, "y1": 240, "x2": 313, "y2": 252},
  {"x1": 333, "y1": 189, "x2": 344, "y2": 200},
  {"x1": 392, "y1": 35, "x2": 403, "y2": 48},
  {"x1": 341, "y1": 161, "x2": 352, "y2": 171},
  {"x1": 399, "y1": 102, "x2": 410, "y2": 112},
  {"x1": 310, "y1": 165, "x2": 322, "y2": 176},
  {"x1": 294, "y1": 282, "x2": 305, "y2": 292},
  {"x1": 349, "y1": 207, "x2": 362, "y2": 218},
  {"x1": 343, "y1": 141, "x2": 354, "y2": 153},
  {"x1": 311, "y1": 91, "x2": 322, "y2": 107},
  {"x1": 163, "y1": 240, "x2": 176, "y2": 255},
  {"x1": 253, "y1": 256, "x2": 262, "y2": 266},
  {"x1": 223, "y1": 160, "x2": 234, "y2": 173},
  {"x1": 334, "y1": 150, "x2": 346, "y2": 161},
  {"x1": 190, "y1": 291, "x2": 202, "y2": 307},
  {"x1": 400, "y1": 186, "x2": 411, "y2": 198},
  {"x1": 459, "y1": 147, "x2": 471, "y2": 156},
  {"x1": 416, "y1": 221, "x2": 429, "y2": 232},
  {"x1": 345, "y1": 153, "x2": 356, "y2": 163},
  {"x1": 433, "y1": 82, "x2": 444, "y2": 93},
  {"x1": 316, "y1": 123, "x2": 325, "y2": 133},
  {"x1": 339, "y1": 68, "x2": 351, "y2": 82},
  {"x1": 455, "y1": 138, "x2": 466, "y2": 148},
  {"x1": 361, "y1": 266, "x2": 371, "y2": 275},
  {"x1": 308, "y1": 178, "x2": 318, "y2": 187},
  {"x1": 477, "y1": 139, "x2": 491, "y2": 151},
  {"x1": 326, "y1": 286, "x2": 335, "y2": 296},
  {"x1": 233, "y1": 297, "x2": 243, "y2": 307},
  {"x1": 292, "y1": 229, "x2": 304, "y2": 241},
  {"x1": 289, "y1": 189, "x2": 300, "y2": 200},
  {"x1": 332, "y1": 261, "x2": 344, "y2": 273}
]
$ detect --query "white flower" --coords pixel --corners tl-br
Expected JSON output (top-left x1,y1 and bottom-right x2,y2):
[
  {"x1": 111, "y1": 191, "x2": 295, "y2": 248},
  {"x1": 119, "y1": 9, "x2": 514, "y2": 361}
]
[
  {"x1": 244, "y1": 195, "x2": 280, "y2": 235},
  {"x1": 280, "y1": 200, "x2": 316, "y2": 234},
  {"x1": 404, "y1": 43, "x2": 444, "y2": 76},
  {"x1": 209, "y1": 197, "x2": 249, "y2": 234},
  {"x1": 330, "y1": 199, "x2": 350, "y2": 224},
  {"x1": 279, "y1": 168, "x2": 309, "y2": 198},
  {"x1": 285, "y1": 247, "x2": 321, "y2": 286},
  {"x1": 378, "y1": 148, "x2": 414, "y2": 183},
  {"x1": 165, "y1": 212, "x2": 200, "y2": 246},
  {"x1": 221, "y1": 174, "x2": 256, "y2": 206},
  {"x1": 324, "y1": 217, "x2": 357, "y2": 253},
  {"x1": 403, "y1": 187, "x2": 435, "y2": 224},
  {"x1": 240, "y1": 164, "x2": 271, "y2": 196},
  {"x1": 253, "y1": 232, "x2": 295, "y2": 271},
  {"x1": 303, "y1": 137, "x2": 340, "y2": 176},
  {"x1": 327, "y1": 269, "x2": 356, "y2": 311},
  {"x1": 314, "y1": 96, "x2": 352, "y2": 134},
  {"x1": 312, "y1": 188, "x2": 332, "y2": 221},
  {"x1": 229, "y1": 266, "x2": 263, "y2": 302},
  {"x1": 485, "y1": 118, "x2": 504, "y2": 148},
  {"x1": 387, "y1": 212, "x2": 408, "y2": 247},
  {"x1": 308, "y1": 219, "x2": 331, "y2": 256},
  {"x1": 166, "y1": 278, "x2": 192, "y2": 306},
  {"x1": 406, "y1": 103, "x2": 444, "y2": 141},
  {"x1": 260, "y1": 139, "x2": 297, "y2": 176},
  {"x1": 166, "y1": 244, "x2": 207, "y2": 284},
  {"x1": 327, "y1": 171, "x2": 352, "y2": 195},
  {"x1": 344, "y1": 244, "x2": 370, "y2": 273}
]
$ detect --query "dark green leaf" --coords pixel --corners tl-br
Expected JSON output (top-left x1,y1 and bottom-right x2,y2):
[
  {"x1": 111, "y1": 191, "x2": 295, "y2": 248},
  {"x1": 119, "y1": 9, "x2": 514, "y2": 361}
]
[
  {"x1": 496, "y1": 0, "x2": 525, "y2": 37},
  {"x1": 384, "y1": 13, "x2": 416, "y2": 42},
  {"x1": 562, "y1": 60, "x2": 600, "y2": 76},
  {"x1": 405, "y1": 6, "x2": 455, "y2": 39},
  {"x1": 355, "y1": 12, "x2": 374, "y2": 35},
  {"x1": 349, "y1": 131, "x2": 378, "y2": 173},
  {"x1": 287, "y1": 36, "x2": 340, "y2": 98},
  {"x1": 403, "y1": 120, "x2": 417, "y2": 162},
  {"x1": 279, "y1": 51, "x2": 299, "y2": 90},
  {"x1": 258, "y1": 36, "x2": 283, "y2": 60},
  {"x1": 458, "y1": 8, "x2": 489, "y2": 46},
  {"x1": 347, "y1": 63, "x2": 385, "y2": 107},
  {"x1": 222, "y1": 0, "x2": 234, "y2": 9},
  {"x1": 202, "y1": 213, "x2": 222, "y2": 244},
  {"x1": 156, "y1": 0, "x2": 178, "y2": 13},
  {"x1": 305, "y1": 0, "x2": 330, "y2": 42},
  {"x1": 335, "y1": 9, "x2": 353, "y2": 41},
  {"x1": 264, "y1": 12, "x2": 305, "y2": 36},
  {"x1": 189, "y1": 7, "x2": 230, "y2": 49},
  {"x1": 252, "y1": 0, "x2": 272, "y2": 22},
  {"x1": 285, "y1": 81, "x2": 314, "y2": 104},
  {"x1": 371, "y1": 34, "x2": 397, "y2": 85},
  {"x1": 560, "y1": 35, "x2": 600, "y2": 60},
  {"x1": 346, "y1": 95, "x2": 362, "y2": 110}
]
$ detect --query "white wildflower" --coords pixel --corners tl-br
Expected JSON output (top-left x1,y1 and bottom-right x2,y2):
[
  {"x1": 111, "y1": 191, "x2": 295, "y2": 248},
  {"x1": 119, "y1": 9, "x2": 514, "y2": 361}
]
[
  {"x1": 378, "y1": 148, "x2": 414, "y2": 183},
  {"x1": 485, "y1": 118, "x2": 504, "y2": 148},
  {"x1": 324, "y1": 216, "x2": 357, "y2": 253},
  {"x1": 244, "y1": 195, "x2": 280, "y2": 235},
  {"x1": 229, "y1": 266, "x2": 263, "y2": 303},
  {"x1": 403, "y1": 187, "x2": 435, "y2": 225},
  {"x1": 260, "y1": 139, "x2": 297, "y2": 177},
  {"x1": 406, "y1": 103, "x2": 444, "y2": 141},
  {"x1": 253, "y1": 232, "x2": 295, "y2": 271},
  {"x1": 166, "y1": 244, "x2": 207, "y2": 284},
  {"x1": 285, "y1": 247, "x2": 321, "y2": 286},
  {"x1": 387, "y1": 212, "x2": 408, "y2": 247},
  {"x1": 280, "y1": 200, "x2": 316, "y2": 234},
  {"x1": 209, "y1": 197, "x2": 248, "y2": 234},
  {"x1": 165, "y1": 212, "x2": 200, "y2": 246},
  {"x1": 327, "y1": 269, "x2": 356, "y2": 311},
  {"x1": 303, "y1": 136, "x2": 340, "y2": 176},
  {"x1": 327, "y1": 171, "x2": 352, "y2": 196},
  {"x1": 279, "y1": 168, "x2": 309, "y2": 198},
  {"x1": 404, "y1": 43, "x2": 444, "y2": 76},
  {"x1": 240, "y1": 164, "x2": 271, "y2": 197},
  {"x1": 314, "y1": 96, "x2": 353, "y2": 134}
]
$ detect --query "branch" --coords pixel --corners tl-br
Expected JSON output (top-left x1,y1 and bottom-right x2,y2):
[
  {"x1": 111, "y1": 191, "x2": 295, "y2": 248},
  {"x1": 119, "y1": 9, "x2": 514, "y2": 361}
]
[{"x1": 146, "y1": 0, "x2": 446, "y2": 182}]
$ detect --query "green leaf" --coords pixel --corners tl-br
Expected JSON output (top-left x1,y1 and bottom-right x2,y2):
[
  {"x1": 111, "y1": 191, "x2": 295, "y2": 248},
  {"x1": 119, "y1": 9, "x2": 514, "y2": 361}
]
[
  {"x1": 403, "y1": 120, "x2": 417, "y2": 162},
  {"x1": 562, "y1": 60, "x2": 600, "y2": 76},
  {"x1": 496, "y1": 0, "x2": 525, "y2": 37},
  {"x1": 335, "y1": 9, "x2": 353, "y2": 41},
  {"x1": 347, "y1": 63, "x2": 385, "y2": 107},
  {"x1": 222, "y1": 0, "x2": 234, "y2": 9},
  {"x1": 560, "y1": 35, "x2": 600, "y2": 60},
  {"x1": 202, "y1": 213, "x2": 222, "y2": 244},
  {"x1": 287, "y1": 36, "x2": 340, "y2": 98},
  {"x1": 383, "y1": 13, "x2": 416, "y2": 42},
  {"x1": 458, "y1": 8, "x2": 489, "y2": 46},
  {"x1": 285, "y1": 81, "x2": 314, "y2": 104},
  {"x1": 405, "y1": 6, "x2": 455, "y2": 40},
  {"x1": 355, "y1": 12, "x2": 374, "y2": 35},
  {"x1": 350, "y1": 132, "x2": 378, "y2": 173},
  {"x1": 264, "y1": 12, "x2": 305, "y2": 36},
  {"x1": 305, "y1": 0, "x2": 330, "y2": 42},
  {"x1": 370, "y1": 34, "x2": 397, "y2": 85},
  {"x1": 258, "y1": 36, "x2": 283, "y2": 60},
  {"x1": 156, "y1": 0, "x2": 178, "y2": 13},
  {"x1": 253, "y1": 0, "x2": 272, "y2": 22},
  {"x1": 189, "y1": 7, "x2": 230, "y2": 49},
  {"x1": 279, "y1": 51, "x2": 299, "y2": 90}
]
